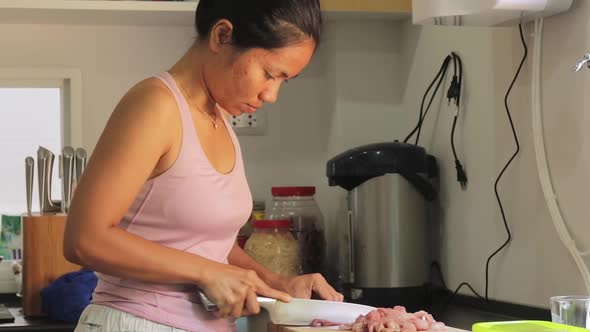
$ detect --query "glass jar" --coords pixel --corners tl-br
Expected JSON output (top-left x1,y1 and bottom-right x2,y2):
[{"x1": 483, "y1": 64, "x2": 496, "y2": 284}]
[
  {"x1": 237, "y1": 201, "x2": 266, "y2": 249},
  {"x1": 252, "y1": 200, "x2": 266, "y2": 221},
  {"x1": 266, "y1": 187, "x2": 326, "y2": 275},
  {"x1": 244, "y1": 220, "x2": 300, "y2": 277}
]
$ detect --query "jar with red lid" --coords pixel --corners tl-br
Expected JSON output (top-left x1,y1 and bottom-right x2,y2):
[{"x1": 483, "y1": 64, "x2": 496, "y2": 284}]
[
  {"x1": 237, "y1": 201, "x2": 266, "y2": 249},
  {"x1": 244, "y1": 220, "x2": 301, "y2": 277},
  {"x1": 266, "y1": 186, "x2": 325, "y2": 275}
]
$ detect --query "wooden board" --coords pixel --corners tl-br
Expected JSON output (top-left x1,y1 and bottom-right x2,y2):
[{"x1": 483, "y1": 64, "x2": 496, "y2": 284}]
[{"x1": 22, "y1": 213, "x2": 81, "y2": 317}]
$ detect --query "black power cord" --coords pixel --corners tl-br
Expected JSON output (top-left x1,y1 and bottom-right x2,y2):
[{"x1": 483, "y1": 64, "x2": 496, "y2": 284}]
[
  {"x1": 403, "y1": 52, "x2": 467, "y2": 188},
  {"x1": 404, "y1": 55, "x2": 452, "y2": 145},
  {"x1": 486, "y1": 23, "x2": 527, "y2": 300},
  {"x1": 448, "y1": 52, "x2": 468, "y2": 188},
  {"x1": 430, "y1": 261, "x2": 485, "y2": 305},
  {"x1": 431, "y1": 23, "x2": 528, "y2": 305}
]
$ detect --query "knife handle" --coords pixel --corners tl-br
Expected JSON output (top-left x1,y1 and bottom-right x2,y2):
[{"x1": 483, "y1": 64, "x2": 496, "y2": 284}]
[
  {"x1": 197, "y1": 291, "x2": 276, "y2": 313},
  {"x1": 61, "y1": 147, "x2": 75, "y2": 213},
  {"x1": 197, "y1": 291, "x2": 219, "y2": 312},
  {"x1": 37, "y1": 147, "x2": 61, "y2": 213},
  {"x1": 75, "y1": 148, "x2": 87, "y2": 184},
  {"x1": 25, "y1": 157, "x2": 34, "y2": 215},
  {"x1": 45, "y1": 152, "x2": 58, "y2": 211}
]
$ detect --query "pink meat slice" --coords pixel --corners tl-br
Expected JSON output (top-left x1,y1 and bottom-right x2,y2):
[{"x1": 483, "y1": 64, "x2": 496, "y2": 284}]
[{"x1": 310, "y1": 305, "x2": 446, "y2": 332}]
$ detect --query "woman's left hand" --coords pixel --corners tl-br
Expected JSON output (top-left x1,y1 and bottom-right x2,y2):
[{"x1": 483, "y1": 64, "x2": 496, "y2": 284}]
[{"x1": 273, "y1": 273, "x2": 344, "y2": 302}]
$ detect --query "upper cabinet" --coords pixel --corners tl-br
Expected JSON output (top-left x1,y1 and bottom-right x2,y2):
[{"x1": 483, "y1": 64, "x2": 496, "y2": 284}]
[
  {"x1": 0, "y1": 0, "x2": 197, "y2": 26},
  {"x1": 0, "y1": 0, "x2": 412, "y2": 26},
  {"x1": 323, "y1": 0, "x2": 412, "y2": 18}
]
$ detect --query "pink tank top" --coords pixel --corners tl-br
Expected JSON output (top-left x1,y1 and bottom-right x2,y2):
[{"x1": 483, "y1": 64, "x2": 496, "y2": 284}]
[{"x1": 92, "y1": 72, "x2": 253, "y2": 332}]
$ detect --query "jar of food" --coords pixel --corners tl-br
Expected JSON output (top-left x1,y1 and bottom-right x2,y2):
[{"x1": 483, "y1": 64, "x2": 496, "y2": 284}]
[
  {"x1": 252, "y1": 200, "x2": 266, "y2": 221},
  {"x1": 266, "y1": 187, "x2": 325, "y2": 275},
  {"x1": 237, "y1": 201, "x2": 266, "y2": 249},
  {"x1": 244, "y1": 220, "x2": 301, "y2": 277}
]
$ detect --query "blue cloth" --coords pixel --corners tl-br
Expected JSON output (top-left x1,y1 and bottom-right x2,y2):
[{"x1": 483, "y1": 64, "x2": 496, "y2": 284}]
[{"x1": 40, "y1": 269, "x2": 98, "y2": 323}]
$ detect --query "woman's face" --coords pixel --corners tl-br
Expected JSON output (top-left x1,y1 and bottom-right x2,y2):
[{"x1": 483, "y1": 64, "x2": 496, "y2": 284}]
[{"x1": 203, "y1": 24, "x2": 316, "y2": 116}]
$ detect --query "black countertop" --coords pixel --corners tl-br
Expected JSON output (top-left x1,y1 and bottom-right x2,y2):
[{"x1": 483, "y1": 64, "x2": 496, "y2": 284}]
[
  {"x1": 433, "y1": 294, "x2": 551, "y2": 330},
  {"x1": 0, "y1": 292, "x2": 551, "y2": 331},
  {"x1": 428, "y1": 304, "x2": 540, "y2": 331},
  {"x1": 0, "y1": 295, "x2": 74, "y2": 332}
]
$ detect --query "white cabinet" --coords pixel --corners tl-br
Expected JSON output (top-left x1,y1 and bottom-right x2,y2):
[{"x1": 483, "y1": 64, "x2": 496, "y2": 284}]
[
  {"x1": 0, "y1": 0, "x2": 412, "y2": 26},
  {"x1": 0, "y1": 0, "x2": 197, "y2": 26}
]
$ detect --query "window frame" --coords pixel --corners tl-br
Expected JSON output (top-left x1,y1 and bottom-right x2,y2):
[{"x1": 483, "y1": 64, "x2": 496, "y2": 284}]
[{"x1": 0, "y1": 67, "x2": 83, "y2": 147}]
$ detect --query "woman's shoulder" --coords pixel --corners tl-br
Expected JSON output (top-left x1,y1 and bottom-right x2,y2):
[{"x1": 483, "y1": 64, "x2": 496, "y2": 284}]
[
  {"x1": 127, "y1": 76, "x2": 176, "y2": 108},
  {"x1": 101, "y1": 77, "x2": 181, "y2": 157},
  {"x1": 115, "y1": 76, "x2": 179, "y2": 123}
]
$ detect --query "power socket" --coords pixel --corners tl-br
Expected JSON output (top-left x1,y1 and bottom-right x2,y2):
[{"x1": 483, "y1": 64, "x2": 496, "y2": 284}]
[{"x1": 230, "y1": 110, "x2": 267, "y2": 136}]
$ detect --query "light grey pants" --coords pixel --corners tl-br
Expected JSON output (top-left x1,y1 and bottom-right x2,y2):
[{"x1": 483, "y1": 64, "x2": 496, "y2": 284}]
[{"x1": 75, "y1": 304, "x2": 187, "y2": 332}]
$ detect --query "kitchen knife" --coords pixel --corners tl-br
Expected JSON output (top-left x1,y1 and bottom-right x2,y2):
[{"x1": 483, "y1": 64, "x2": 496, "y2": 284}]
[
  {"x1": 74, "y1": 148, "x2": 87, "y2": 185},
  {"x1": 197, "y1": 291, "x2": 375, "y2": 326},
  {"x1": 25, "y1": 157, "x2": 34, "y2": 215},
  {"x1": 37, "y1": 146, "x2": 60, "y2": 214},
  {"x1": 61, "y1": 147, "x2": 75, "y2": 213},
  {"x1": 46, "y1": 149, "x2": 62, "y2": 209},
  {"x1": 37, "y1": 147, "x2": 49, "y2": 212}
]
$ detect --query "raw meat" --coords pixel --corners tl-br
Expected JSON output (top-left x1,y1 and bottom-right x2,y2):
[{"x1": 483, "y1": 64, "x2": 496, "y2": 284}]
[{"x1": 312, "y1": 306, "x2": 446, "y2": 332}]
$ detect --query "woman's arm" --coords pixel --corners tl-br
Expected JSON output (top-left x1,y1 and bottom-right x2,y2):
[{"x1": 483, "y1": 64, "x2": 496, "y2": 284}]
[
  {"x1": 228, "y1": 243, "x2": 343, "y2": 301},
  {"x1": 227, "y1": 242, "x2": 284, "y2": 288}
]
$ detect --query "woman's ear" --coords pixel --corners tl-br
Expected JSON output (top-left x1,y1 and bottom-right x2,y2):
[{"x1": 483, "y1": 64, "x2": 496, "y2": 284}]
[{"x1": 209, "y1": 19, "x2": 234, "y2": 53}]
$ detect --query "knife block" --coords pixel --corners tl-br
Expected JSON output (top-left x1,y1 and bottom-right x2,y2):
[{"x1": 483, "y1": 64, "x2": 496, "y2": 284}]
[{"x1": 22, "y1": 213, "x2": 81, "y2": 317}]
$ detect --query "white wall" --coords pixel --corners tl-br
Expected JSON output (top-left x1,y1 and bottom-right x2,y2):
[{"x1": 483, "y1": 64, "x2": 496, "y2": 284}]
[
  {"x1": 397, "y1": 0, "x2": 590, "y2": 308},
  {"x1": 0, "y1": 23, "x2": 195, "y2": 149},
  {"x1": 3, "y1": 3, "x2": 590, "y2": 309}
]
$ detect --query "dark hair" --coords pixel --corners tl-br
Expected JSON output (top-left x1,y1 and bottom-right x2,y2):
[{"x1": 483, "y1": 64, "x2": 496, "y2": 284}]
[{"x1": 195, "y1": 0, "x2": 322, "y2": 50}]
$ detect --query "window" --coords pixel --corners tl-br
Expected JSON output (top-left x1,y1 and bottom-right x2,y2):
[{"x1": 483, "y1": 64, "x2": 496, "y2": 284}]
[{"x1": 0, "y1": 68, "x2": 82, "y2": 214}]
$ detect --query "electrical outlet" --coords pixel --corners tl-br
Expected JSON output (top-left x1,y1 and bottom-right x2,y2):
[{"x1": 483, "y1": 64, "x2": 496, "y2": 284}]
[
  {"x1": 230, "y1": 109, "x2": 267, "y2": 136},
  {"x1": 230, "y1": 113, "x2": 257, "y2": 128}
]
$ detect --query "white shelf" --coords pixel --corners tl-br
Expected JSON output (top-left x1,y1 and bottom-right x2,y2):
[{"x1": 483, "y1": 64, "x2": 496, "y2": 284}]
[
  {"x1": 0, "y1": 0, "x2": 411, "y2": 26},
  {"x1": 0, "y1": 0, "x2": 199, "y2": 26}
]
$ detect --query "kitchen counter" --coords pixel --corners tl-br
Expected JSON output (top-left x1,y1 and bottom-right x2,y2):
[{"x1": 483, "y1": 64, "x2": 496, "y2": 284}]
[
  {"x1": 0, "y1": 295, "x2": 74, "y2": 331},
  {"x1": 426, "y1": 303, "x2": 521, "y2": 330}
]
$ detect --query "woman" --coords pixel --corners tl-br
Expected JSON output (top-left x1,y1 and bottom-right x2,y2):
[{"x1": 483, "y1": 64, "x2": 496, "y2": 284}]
[{"x1": 64, "y1": 0, "x2": 342, "y2": 331}]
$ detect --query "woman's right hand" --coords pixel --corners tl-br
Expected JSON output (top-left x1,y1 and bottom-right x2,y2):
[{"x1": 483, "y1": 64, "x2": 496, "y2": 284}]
[{"x1": 199, "y1": 264, "x2": 292, "y2": 318}]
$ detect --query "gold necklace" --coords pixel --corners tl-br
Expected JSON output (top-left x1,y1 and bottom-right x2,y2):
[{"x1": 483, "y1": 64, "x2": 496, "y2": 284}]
[{"x1": 176, "y1": 78, "x2": 218, "y2": 129}]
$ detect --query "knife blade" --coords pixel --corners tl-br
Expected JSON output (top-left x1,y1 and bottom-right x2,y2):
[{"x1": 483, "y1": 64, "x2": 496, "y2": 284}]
[{"x1": 25, "y1": 157, "x2": 34, "y2": 215}]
